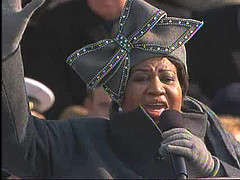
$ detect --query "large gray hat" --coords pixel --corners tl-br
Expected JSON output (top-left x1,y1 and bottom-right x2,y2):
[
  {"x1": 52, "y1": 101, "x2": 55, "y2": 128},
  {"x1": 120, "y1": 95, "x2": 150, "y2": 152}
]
[{"x1": 67, "y1": 0, "x2": 203, "y2": 105}]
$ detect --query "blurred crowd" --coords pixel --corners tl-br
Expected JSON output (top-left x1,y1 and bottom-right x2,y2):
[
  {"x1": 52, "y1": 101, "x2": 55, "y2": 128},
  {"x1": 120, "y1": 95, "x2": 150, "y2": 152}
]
[{"x1": 2, "y1": 0, "x2": 240, "y2": 178}]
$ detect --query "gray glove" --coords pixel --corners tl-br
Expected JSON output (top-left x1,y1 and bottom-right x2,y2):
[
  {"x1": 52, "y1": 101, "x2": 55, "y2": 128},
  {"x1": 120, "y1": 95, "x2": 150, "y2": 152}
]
[
  {"x1": 159, "y1": 128, "x2": 220, "y2": 177},
  {"x1": 2, "y1": 0, "x2": 45, "y2": 59}
]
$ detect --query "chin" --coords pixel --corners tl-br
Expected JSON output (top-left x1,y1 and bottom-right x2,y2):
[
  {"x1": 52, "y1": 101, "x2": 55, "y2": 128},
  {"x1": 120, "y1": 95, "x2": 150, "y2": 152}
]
[
  {"x1": 145, "y1": 111, "x2": 162, "y2": 123},
  {"x1": 146, "y1": 109, "x2": 165, "y2": 119}
]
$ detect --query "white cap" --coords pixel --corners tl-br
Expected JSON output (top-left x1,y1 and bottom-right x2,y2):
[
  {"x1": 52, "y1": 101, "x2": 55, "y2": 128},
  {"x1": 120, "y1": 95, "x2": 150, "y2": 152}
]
[{"x1": 24, "y1": 77, "x2": 55, "y2": 113}]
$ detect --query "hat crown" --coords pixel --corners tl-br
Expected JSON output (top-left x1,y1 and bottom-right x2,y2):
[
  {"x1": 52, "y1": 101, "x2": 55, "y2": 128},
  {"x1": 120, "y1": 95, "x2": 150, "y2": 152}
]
[{"x1": 67, "y1": 0, "x2": 203, "y2": 105}]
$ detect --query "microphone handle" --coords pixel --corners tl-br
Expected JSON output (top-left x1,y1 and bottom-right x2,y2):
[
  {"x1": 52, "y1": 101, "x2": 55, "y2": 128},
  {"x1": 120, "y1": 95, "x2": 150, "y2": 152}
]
[{"x1": 171, "y1": 154, "x2": 188, "y2": 179}]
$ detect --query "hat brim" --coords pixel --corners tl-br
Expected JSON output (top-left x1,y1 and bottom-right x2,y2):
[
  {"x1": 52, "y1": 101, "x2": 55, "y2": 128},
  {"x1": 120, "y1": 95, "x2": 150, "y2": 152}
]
[{"x1": 24, "y1": 77, "x2": 55, "y2": 113}]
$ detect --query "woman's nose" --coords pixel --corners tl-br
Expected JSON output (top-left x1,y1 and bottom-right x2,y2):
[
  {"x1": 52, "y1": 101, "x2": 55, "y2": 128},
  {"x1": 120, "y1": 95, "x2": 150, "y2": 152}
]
[{"x1": 147, "y1": 77, "x2": 166, "y2": 96}]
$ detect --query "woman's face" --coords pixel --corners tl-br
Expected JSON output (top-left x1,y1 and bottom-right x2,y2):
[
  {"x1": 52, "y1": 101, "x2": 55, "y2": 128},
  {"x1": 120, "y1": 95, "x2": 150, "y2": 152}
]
[{"x1": 122, "y1": 57, "x2": 182, "y2": 120}]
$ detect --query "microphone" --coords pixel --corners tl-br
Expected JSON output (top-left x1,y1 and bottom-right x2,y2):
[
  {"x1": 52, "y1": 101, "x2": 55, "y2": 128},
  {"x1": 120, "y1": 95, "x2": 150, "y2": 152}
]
[{"x1": 158, "y1": 109, "x2": 188, "y2": 179}]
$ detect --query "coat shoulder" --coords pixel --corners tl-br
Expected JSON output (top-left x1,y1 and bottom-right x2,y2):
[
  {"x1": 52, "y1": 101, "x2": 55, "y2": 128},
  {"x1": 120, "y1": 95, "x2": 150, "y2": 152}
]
[{"x1": 68, "y1": 117, "x2": 109, "y2": 136}]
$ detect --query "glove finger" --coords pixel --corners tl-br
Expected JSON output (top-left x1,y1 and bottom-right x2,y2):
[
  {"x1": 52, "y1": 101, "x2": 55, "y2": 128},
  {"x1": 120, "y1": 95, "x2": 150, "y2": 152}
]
[
  {"x1": 159, "y1": 140, "x2": 192, "y2": 157},
  {"x1": 20, "y1": 0, "x2": 45, "y2": 19},
  {"x1": 162, "y1": 128, "x2": 192, "y2": 139},
  {"x1": 161, "y1": 139, "x2": 192, "y2": 149},
  {"x1": 166, "y1": 144, "x2": 194, "y2": 160},
  {"x1": 161, "y1": 132, "x2": 192, "y2": 144},
  {"x1": 158, "y1": 144, "x2": 170, "y2": 157}
]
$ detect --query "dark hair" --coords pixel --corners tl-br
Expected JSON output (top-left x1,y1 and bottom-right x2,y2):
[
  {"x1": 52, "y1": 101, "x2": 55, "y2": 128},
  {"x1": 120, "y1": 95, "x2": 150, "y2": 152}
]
[{"x1": 168, "y1": 57, "x2": 189, "y2": 98}]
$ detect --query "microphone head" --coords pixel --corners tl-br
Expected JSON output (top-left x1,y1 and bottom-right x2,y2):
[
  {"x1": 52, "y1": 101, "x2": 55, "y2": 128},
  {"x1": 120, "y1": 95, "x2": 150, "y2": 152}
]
[
  {"x1": 158, "y1": 109, "x2": 183, "y2": 132},
  {"x1": 158, "y1": 109, "x2": 208, "y2": 140}
]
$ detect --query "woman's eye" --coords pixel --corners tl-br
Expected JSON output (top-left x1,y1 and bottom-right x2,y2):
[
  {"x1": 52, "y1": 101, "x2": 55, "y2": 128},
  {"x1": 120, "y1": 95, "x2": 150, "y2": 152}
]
[
  {"x1": 133, "y1": 75, "x2": 149, "y2": 82},
  {"x1": 161, "y1": 76, "x2": 175, "y2": 83}
]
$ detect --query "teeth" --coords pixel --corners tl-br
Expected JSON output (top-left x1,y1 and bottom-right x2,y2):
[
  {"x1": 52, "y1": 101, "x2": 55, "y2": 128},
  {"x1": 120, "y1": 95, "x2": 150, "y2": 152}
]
[
  {"x1": 150, "y1": 103, "x2": 164, "y2": 106},
  {"x1": 147, "y1": 105, "x2": 165, "y2": 109}
]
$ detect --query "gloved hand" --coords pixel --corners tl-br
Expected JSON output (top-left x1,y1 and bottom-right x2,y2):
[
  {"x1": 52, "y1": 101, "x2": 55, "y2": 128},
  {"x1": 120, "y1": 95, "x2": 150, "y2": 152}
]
[
  {"x1": 2, "y1": 0, "x2": 45, "y2": 59},
  {"x1": 159, "y1": 128, "x2": 220, "y2": 177}
]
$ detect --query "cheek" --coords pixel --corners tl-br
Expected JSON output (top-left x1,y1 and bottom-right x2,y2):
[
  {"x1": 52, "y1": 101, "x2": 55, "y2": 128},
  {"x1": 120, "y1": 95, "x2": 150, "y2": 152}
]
[
  {"x1": 122, "y1": 84, "x2": 144, "y2": 112},
  {"x1": 167, "y1": 85, "x2": 182, "y2": 111}
]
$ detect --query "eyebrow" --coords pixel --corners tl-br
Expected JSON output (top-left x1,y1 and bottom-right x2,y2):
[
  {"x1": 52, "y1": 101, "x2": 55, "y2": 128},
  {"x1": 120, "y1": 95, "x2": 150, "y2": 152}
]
[
  {"x1": 131, "y1": 68, "x2": 150, "y2": 74},
  {"x1": 131, "y1": 68, "x2": 174, "y2": 74}
]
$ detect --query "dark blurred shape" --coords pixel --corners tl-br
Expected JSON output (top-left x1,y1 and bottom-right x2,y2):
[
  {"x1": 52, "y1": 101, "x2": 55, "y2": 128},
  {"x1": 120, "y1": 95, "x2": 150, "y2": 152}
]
[
  {"x1": 211, "y1": 82, "x2": 240, "y2": 116},
  {"x1": 171, "y1": 0, "x2": 240, "y2": 11},
  {"x1": 187, "y1": 82, "x2": 211, "y2": 106},
  {"x1": 1, "y1": 171, "x2": 20, "y2": 179},
  {"x1": 187, "y1": 5, "x2": 240, "y2": 99},
  {"x1": 1, "y1": 170, "x2": 10, "y2": 179},
  {"x1": 146, "y1": 0, "x2": 192, "y2": 18}
]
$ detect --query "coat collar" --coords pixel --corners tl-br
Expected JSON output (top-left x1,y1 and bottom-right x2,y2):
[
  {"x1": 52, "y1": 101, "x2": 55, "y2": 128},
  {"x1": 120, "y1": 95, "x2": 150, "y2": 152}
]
[
  {"x1": 108, "y1": 105, "x2": 208, "y2": 162},
  {"x1": 109, "y1": 106, "x2": 162, "y2": 160}
]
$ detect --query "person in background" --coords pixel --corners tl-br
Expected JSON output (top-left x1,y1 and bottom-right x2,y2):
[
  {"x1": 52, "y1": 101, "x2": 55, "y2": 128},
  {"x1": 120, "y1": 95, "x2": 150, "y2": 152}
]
[
  {"x1": 211, "y1": 82, "x2": 240, "y2": 142},
  {"x1": 2, "y1": 0, "x2": 240, "y2": 178},
  {"x1": 82, "y1": 87, "x2": 112, "y2": 119},
  {"x1": 24, "y1": 77, "x2": 55, "y2": 119},
  {"x1": 59, "y1": 86, "x2": 112, "y2": 120}
]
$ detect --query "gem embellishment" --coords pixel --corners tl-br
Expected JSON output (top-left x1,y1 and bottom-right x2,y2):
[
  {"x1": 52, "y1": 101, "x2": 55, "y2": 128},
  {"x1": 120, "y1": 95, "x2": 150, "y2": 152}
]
[
  {"x1": 114, "y1": 34, "x2": 133, "y2": 53},
  {"x1": 119, "y1": 0, "x2": 133, "y2": 33},
  {"x1": 118, "y1": 54, "x2": 131, "y2": 101}
]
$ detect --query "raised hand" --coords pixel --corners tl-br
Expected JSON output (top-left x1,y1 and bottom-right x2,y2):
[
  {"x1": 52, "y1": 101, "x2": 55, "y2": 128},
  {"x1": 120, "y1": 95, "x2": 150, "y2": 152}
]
[
  {"x1": 159, "y1": 128, "x2": 220, "y2": 177},
  {"x1": 2, "y1": 0, "x2": 45, "y2": 59}
]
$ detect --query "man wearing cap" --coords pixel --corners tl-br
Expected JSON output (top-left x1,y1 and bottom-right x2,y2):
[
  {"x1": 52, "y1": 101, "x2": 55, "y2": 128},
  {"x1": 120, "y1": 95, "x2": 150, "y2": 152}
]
[
  {"x1": 24, "y1": 77, "x2": 55, "y2": 119},
  {"x1": 2, "y1": 0, "x2": 240, "y2": 178}
]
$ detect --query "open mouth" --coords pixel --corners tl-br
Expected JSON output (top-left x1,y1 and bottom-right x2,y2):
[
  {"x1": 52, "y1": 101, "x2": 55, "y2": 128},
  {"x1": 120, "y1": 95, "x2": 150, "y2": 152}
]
[{"x1": 142, "y1": 103, "x2": 168, "y2": 119}]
